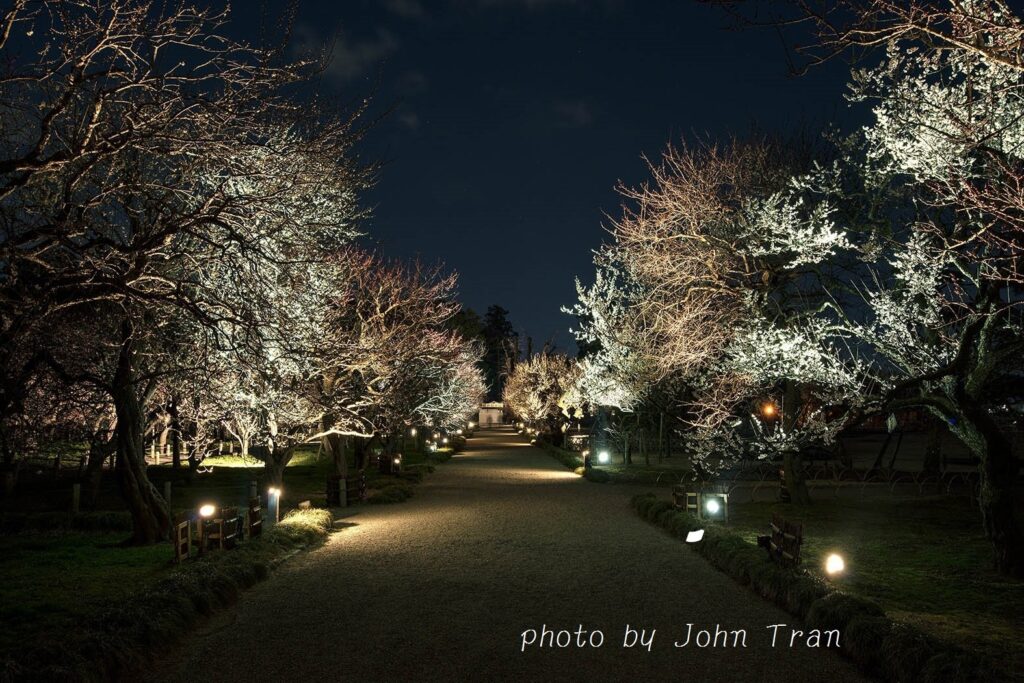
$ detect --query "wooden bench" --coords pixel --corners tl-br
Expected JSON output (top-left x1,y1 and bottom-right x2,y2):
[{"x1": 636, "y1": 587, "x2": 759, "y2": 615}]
[
  {"x1": 200, "y1": 507, "x2": 241, "y2": 552},
  {"x1": 757, "y1": 513, "x2": 803, "y2": 568},
  {"x1": 247, "y1": 497, "x2": 263, "y2": 538},
  {"x1": 174, "y1": 517, "x2": 191, "y2": 563}
]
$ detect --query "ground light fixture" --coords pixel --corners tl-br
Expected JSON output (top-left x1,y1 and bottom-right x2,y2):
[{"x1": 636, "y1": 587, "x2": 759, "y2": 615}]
[
  {"x1": 760, "y1": 402, "x2": 777, "y2": 419},
  {"x1": 825, "y1": 553, "x2": 846, "y2": 577},
  {"x1": 597, "y1": 450, "x2": 610, "y2": 464},
  {"x1": 442, "y1": 437, "x2": 449, "y2": 444},
  {"x1": 410, "y1": 428, "x2": 417, "y2": 436},
  {"x1": 468, "y1": 421, "x2": 475, "y2": 429},
  {"x1": 701, "y1": 493, "x2": 729, "y2": 522},
  {"x1": 198, "y1": 503, "x2": 216, "y2": 518}
]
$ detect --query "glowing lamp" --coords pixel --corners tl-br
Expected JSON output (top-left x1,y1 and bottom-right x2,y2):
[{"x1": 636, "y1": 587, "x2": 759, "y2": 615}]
[
  {"x1": 597, "y1": 450, "x2": 610, "y2": 464},
  {"x1": 468, "y1": 421, "x2": 475, "y2": 428},
  {"x1": 393, "y1": 457, "x2": 401, "y2": 465},
  {"x1": 410, "y1": 428, "x2": 417, "y2": 436},
  {"x1": 761, "y1": 402, "x2": 777, "y2": 419},
  {"x1": 825, "y1": 553, "x2": 846, "y2": 576},
  {"x1": 442, "y1": 437, "x2": 449, "y2": 444},
  {"x1": 456, "y1": 429, "x2": 463, "y2": 435},
  {"x1": 199, "y1": 503, "x2": 216, "y2": 518},
  {"x1": 700, "y1": 493, "x2": 728, "y2": 522},
  {"x1": 686, "y1": 529, "x2": 705, "y2": 543}
]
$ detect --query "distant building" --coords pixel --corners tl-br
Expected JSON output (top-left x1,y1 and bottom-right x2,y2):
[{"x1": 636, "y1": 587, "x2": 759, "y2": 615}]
[{"x1": 478, "y1": 401, "x2": 504, "y2": 427}]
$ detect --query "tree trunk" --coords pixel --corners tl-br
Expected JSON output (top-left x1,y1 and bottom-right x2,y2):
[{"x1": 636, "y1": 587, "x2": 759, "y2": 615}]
[
  {"x1": 922, "y1": 423, "x2": 942, "y2": 474},
  {"x1": 169, "y1": 399, "x2": 181, "y2": 470},
  {"x1": 84, "y1": 430, "x2": 115, "y2": 508},
  {"x1": 111, "y1": 337, "x2": 171, "y2": 544},
  {"x1": 782, "y1": 380, "x2": 811, "y2": 505},
  {"x1": 322, "y1": 432, "x2": 347, "y2": 477},
  {"x1": 264, "y1": 445, "x2": 294, "y2": 487},
  {"x1": 657, "y1": 412, "x2": 664, "y2": 464},
  {"x1": 953, "y1": 410, "x2": 1024, "y2": 577},
  {"x1": 640, "y1": 422, "x2": 649, "y2": 467},
  {"x1": 782, "y1": 450, "x2": 812, "y2": 505}
]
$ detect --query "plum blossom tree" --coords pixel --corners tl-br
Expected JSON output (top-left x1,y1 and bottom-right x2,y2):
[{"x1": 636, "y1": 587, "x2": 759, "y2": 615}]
[{"x1": 0, "y1": 0, "x2": 370, "y2": 542}]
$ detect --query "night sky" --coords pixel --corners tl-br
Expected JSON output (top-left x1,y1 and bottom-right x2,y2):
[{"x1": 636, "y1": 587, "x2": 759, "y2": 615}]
[{"x1": 244, "y1": 0, "x2": 851, "y2": 351}]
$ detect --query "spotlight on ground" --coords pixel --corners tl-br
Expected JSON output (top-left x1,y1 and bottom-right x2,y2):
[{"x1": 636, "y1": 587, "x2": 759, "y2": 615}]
[
  {"x1": 701, "y1": 493, "x2": 728, "y2": 522},
  {"x1": 825, "y1": 553, "x2": 846, "y2": 576}
]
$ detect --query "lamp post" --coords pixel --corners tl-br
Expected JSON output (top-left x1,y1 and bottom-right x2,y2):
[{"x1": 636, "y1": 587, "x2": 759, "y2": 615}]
[
  {"x1": 267, "y1": 487, "x2": 281, "y2": 524},
  {"x1": 198, "y1": 503, "x2": 216, "y2": 553}
]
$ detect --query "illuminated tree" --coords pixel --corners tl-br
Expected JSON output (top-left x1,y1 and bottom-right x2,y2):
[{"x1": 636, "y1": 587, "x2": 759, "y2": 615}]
[{"x1": 0, "y1": 0, "x2": 369, "y2": 542}]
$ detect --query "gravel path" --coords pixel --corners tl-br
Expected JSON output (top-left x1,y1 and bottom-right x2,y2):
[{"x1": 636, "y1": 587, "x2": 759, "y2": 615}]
[{"x1": 159, "y1": 428, "x2": 867, "y2": 682}]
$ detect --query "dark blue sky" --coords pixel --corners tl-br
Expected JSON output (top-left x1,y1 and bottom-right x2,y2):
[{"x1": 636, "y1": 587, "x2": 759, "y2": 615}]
[{"x1": 248, "y1": 0, "x2": 851, "y2": 350}]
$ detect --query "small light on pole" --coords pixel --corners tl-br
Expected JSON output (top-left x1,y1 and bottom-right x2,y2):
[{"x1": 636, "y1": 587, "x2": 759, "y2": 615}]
[
  {"x1": 597, "y1": 450, "x2": 610, "y2": 464},
  {"x1": 761, "y1": 402, "x2": 777, "y2": 419},
  {"x1": 825, "y1": 553, "x2": 846, "y2": 577},
  {"x1": 268, "y1": 487, "x2": 281, "y2": 523},
  {"x1": 410, "y1": 427, "x2": 417, "y2": 437},
  {"x1": 199, "y1": 503, "x2": 216, "y2": 518}
]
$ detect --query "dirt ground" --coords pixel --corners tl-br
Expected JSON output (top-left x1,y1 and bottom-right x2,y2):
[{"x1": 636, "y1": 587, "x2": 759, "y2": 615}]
[{"x1": 157, "y1": 427, "x2": 866, "y2": 682}]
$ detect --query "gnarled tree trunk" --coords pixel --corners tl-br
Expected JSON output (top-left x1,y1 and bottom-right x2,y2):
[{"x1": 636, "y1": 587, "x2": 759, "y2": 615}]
[{"x1": 111, "y1": 332, "x2": 171, "y2": 544}]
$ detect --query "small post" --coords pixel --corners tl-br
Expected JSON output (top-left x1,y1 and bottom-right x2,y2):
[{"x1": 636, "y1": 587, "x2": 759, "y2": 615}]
[
  {"x1": 71, "y1": 483, "x2": 80, "y2": 515},
  {"x1": 340, "y1": 477, "x2": 348, "y2": 508},
  {"x1": 163, "y1": 480, "x2": 172, "y2": 506},
  {"x1": 249, "y1": 480, "x2": 257, "y2": 499}
]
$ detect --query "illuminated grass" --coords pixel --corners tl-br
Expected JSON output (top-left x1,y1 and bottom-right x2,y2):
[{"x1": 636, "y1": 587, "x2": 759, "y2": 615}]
[{"x1": 726, "y1": 497, "x2": 1024, "y2": 671}]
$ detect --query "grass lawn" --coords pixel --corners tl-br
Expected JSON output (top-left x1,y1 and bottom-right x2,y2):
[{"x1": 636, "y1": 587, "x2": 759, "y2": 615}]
[
  {"x1": 0, "y1": 439, "x2": 460, "y2": 657},
  {"x1": 725, "y1": 496, "x2": 1024, "y2": 672},
  {"x1": 0, "y1": 532, "x2": 172, "y2": 652}
]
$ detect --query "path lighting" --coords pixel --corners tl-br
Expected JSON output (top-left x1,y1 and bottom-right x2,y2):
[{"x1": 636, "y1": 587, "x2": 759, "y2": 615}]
[
  {"x1": 468, "y1": 421, "x2": 475, "y2": 429},
  {"x1": 199, "y1": 503, "x2": 216, "y2": 518},
  {"x1": 268, "y1": 487, "x2": 281, "y2": 523},
  {"x1": 685, "y1": 529, "x2": 705, "y2": 543},
  {"x1": 410, "y1": 428, "x2": 417, "y2": 436},
  {"x1": 825, "y1": 553, "x2": 846, "y2": 576},
  {"x1": 393, "y1": 456, "x2": 401, "y2": 465},
  {"x1": 597, "y1": 450, "x2": 610, "y2": 464},
  {"x1": 701, "y1": 493, "x2": 728, "y2": 522},
  {"x1": 442, "y1": 437, "x2": 449, "y2": 444},
  {"x1": 456, "y1": 429, "x2": 463, "y2": 435},
  {"x1": 760, "y1": 402, "x2": 777, "y2": 419}
]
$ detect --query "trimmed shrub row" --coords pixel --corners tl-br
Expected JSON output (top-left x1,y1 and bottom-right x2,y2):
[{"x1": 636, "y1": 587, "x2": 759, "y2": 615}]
[
  {"x1": 367, "y1": 482, "x2": 415, "y2": 504},
  {"x1": 536, "y1": 440, "x2": 583, "y2": 470},
  {"x1": 1, "y1": 508, "x2": 333, "y2": 682},
  {"x1": 630, "y1": 493, "x2": 1003, "y2": 683}
]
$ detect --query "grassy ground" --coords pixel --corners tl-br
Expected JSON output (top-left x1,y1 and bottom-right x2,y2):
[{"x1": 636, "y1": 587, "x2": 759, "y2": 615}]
[
  {"x1": 0, "y1": 532, "x2": 171, "y2": 653},
  {"x1": 0, "y1": 439, "x2": 461, "y2": 661},
  {"x1": 725, "y1": 496, "x2": 1024, "y2": 672}
]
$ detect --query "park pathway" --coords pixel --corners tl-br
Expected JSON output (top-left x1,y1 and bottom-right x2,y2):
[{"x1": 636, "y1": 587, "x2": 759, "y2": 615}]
[{"x1": 160, "y1": 428, "x2": 866, "y2": 682}]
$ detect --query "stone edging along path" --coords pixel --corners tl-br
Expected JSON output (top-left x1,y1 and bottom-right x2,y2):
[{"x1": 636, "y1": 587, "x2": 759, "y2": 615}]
[{"x1": 631, "y1": 494, "x2": 1004, "y2": 683}]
